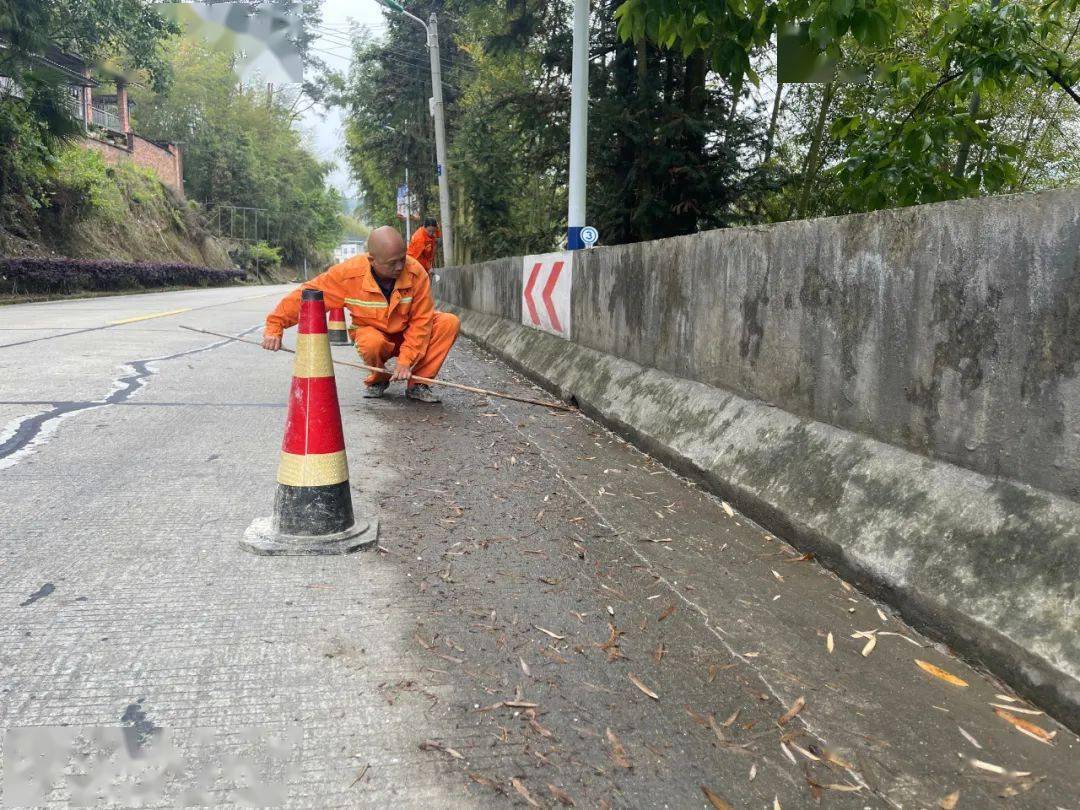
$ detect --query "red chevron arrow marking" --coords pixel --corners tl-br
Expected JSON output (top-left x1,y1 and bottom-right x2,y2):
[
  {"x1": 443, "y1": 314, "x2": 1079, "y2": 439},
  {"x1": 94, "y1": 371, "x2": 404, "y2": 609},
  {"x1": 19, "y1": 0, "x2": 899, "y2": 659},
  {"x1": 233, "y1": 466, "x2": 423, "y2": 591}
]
[
  {"x1": 524, "y1": 261, "x2": 543, "y2": 325},
  {"x1": 542, "y1": 261, "x2": 564, "y2": 333}
]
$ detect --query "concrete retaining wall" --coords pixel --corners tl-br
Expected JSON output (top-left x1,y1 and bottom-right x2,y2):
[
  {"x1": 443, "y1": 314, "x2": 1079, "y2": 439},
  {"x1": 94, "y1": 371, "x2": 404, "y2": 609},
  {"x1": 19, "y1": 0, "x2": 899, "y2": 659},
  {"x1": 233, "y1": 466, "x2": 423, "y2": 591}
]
[{"x1": 434, "y1": 189, "x2": 1080, "y2": 731}]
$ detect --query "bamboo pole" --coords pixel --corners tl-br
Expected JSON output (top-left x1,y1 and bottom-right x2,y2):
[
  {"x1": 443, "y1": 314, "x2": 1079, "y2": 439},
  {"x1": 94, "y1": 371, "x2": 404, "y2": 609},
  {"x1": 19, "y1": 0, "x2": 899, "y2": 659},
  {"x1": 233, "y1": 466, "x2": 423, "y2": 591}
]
[{"x1": 178, "y1": 325, "x2": 575, "y2": 412}]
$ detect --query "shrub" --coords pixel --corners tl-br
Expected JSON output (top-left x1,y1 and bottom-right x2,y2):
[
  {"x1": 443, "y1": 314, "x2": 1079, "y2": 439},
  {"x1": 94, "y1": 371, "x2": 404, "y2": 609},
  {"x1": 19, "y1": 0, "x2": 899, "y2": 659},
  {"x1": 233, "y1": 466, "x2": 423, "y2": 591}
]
[
  {"x1": 52, "y1": 147, "x2": 136, "y2": 229},
  {"x1": 231, "y1": 241, "x2": 282, "y2": 275},
  {"x1": 0, "y1": 258, "x2": 244, "y2": 296}
]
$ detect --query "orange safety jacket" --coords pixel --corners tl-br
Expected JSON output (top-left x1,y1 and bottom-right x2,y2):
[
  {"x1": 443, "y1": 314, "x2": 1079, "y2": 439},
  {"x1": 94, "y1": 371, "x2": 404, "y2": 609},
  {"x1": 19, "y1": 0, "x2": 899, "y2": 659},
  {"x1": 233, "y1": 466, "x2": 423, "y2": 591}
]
[
  {"x1": 265, "y1": 254, "x2": 434, "y2": 368},
  {"x1": 407, "y1": 227, "x2": 440, "y2": 271}
]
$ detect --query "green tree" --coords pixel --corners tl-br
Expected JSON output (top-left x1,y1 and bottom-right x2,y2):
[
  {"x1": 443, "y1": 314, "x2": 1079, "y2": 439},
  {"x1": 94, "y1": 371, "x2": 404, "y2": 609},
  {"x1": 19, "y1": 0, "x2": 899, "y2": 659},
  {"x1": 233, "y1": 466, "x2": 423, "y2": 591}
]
[
  {"x1": 133, "y1": 35, "x2": 343, "y2": 265},
  {"x1": 0, "y1": 0, "x2": 178, "y2": 241}
]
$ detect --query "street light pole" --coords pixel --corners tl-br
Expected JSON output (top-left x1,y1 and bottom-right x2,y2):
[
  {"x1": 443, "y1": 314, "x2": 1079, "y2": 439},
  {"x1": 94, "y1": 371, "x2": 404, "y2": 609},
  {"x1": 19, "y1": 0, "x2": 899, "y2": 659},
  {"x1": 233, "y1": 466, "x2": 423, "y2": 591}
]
[
  {"x1": 377, "y1": 0, "x2": 454, "y2": 266},
  {"x1": 566, "y1": 0, "x2": 590, "y2": 250},
  {"x1": 426, "y1": 13, "x2": 454, "y2": 265}
]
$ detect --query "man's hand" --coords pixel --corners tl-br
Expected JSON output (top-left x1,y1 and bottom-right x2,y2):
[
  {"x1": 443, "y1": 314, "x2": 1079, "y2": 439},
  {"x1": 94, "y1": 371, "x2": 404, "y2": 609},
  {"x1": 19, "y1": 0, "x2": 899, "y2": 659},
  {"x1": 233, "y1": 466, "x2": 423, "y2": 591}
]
[
  {"x1": 391, "y1": 363, "x2": 412, "y2": 383},
  {"x1": 262, "y1": 334, "x2": 282, "y2": 351}
]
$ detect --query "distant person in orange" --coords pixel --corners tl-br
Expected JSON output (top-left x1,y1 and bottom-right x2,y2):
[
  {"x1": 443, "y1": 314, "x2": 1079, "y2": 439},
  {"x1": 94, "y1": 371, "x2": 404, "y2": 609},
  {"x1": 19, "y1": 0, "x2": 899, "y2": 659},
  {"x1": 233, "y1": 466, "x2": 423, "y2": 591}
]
[
  {"x1": 407, "y1": 217, "x2": 441, "y2": 271},
  {"x1": 262, "y1": 225, "x2": 459, "y2": 403}
]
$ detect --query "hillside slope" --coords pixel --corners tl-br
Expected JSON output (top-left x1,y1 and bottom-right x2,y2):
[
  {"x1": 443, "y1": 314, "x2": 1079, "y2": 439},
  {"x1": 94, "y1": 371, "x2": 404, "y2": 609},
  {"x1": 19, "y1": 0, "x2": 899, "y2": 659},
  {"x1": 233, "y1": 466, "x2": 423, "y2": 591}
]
[{"x1": 4, "y1": 145, "x2": 232, "y2": 269}]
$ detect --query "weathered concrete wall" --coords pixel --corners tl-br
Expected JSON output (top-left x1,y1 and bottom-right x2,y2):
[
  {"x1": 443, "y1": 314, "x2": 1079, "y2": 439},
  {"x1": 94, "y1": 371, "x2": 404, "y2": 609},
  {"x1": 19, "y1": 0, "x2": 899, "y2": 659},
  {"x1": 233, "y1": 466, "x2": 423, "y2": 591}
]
[
  {"x1": 440, "y1": 190, "x2": 1080, "y2": 500},
  {"x1": 434, "y1": 189, "x2": 1080, "y2": 730}
]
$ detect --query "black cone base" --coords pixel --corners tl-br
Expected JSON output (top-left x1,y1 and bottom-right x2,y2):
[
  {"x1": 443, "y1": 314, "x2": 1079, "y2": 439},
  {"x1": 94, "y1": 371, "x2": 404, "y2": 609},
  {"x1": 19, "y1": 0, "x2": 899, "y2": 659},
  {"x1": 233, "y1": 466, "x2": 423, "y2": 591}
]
[
  {"x1": 274, "y1": 480, "x2": 354, "y2": 535},
  {"x1": 328, "y1": 330, "x2": 350, "y2": 345},
  {"x1": 240, "y1": 481, "x2": 379, "y2": 556}
]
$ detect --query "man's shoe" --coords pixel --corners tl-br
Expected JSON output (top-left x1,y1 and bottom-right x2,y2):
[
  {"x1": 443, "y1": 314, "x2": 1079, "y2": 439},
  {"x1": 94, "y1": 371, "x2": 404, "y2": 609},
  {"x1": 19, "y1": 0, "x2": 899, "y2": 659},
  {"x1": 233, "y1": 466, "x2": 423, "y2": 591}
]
[
  {"x1": 363, "y1": 382, "x2": 389, "y2": 398},
  {"x1": 406, "y1": 383, "x2": 441, "y2": 403}
]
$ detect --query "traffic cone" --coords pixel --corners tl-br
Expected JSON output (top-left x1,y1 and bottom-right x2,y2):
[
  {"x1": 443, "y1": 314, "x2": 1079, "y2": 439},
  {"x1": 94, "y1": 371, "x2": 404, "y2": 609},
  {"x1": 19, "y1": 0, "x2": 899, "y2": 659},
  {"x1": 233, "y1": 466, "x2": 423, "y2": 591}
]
[
  {"x1": 241, "y1": 289, "x2": 378, "y2": 555},
  {"x1": 327, "y1": 306, "x2": 350, "y2": 345}
]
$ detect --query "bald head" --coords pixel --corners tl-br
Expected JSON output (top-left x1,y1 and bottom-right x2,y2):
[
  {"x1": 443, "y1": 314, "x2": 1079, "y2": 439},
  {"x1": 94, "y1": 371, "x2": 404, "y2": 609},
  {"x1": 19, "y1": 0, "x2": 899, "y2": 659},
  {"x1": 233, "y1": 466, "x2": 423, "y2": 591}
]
[{"x1": 368, "y1": 225, "x2": 407, "y2": 281}]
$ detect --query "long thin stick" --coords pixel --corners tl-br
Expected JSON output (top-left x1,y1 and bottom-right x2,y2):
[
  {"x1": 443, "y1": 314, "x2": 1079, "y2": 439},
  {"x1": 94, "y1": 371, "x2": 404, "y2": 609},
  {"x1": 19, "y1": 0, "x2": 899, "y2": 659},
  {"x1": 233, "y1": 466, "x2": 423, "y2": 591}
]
[{"x1": 178, "y1": 324, "x2": 575, "y2": 412}]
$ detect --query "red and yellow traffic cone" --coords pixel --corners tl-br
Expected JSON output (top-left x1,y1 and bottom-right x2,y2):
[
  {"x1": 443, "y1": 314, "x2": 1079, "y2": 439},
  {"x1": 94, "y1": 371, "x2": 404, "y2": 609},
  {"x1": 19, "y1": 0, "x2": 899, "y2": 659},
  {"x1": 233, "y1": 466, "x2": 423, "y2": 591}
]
[
  {"x1": 327, "y1": 306, "x2": 350, "y2": 345},
  {"x1": 241, "y1": 289, "x2": 377, "y2": 555}
]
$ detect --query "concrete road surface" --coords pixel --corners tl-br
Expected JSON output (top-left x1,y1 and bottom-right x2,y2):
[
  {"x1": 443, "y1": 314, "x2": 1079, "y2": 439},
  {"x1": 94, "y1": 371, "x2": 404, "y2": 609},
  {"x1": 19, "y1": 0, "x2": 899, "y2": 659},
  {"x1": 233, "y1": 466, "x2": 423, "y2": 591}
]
[{"x1": 1, "y1": 286, "x2": 1077, "y2": 808}]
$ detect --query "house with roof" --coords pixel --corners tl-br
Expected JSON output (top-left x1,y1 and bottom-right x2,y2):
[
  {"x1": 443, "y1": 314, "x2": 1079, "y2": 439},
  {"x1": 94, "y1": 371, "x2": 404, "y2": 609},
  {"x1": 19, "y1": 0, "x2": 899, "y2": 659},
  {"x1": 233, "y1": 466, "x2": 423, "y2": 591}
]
[{"x1": 29, "y1": 48, "x2": 186, "y2": 199}]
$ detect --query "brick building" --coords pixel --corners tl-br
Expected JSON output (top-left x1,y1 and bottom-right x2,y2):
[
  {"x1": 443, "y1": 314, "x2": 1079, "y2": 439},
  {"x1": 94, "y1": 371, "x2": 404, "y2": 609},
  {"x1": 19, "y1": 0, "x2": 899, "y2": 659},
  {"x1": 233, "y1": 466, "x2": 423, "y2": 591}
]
[{"x1": 45, "y1": 50, "x2": 185, "y2": 198}]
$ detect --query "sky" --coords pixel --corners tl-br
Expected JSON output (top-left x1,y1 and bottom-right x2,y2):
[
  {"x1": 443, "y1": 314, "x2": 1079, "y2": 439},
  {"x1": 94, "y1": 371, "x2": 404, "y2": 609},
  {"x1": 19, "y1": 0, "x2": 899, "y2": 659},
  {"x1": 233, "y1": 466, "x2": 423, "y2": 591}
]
[
  {"x1": 230, "y1": 0, "x2": 390, "y2": 199},
  {"x1": 302, "y1": 0, "x2": 388, "y2": 199}
]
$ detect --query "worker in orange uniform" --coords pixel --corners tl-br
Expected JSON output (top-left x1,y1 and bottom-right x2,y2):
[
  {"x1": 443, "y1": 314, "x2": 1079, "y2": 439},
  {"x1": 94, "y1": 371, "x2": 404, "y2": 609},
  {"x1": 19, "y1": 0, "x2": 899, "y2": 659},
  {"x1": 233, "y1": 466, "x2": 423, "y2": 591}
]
[
  {"x1": 262, "y1": 225, "x2": 459, "y2": 403},
  {"x1": 407, "y1": 217, "x2": 441, "y2": 272}
]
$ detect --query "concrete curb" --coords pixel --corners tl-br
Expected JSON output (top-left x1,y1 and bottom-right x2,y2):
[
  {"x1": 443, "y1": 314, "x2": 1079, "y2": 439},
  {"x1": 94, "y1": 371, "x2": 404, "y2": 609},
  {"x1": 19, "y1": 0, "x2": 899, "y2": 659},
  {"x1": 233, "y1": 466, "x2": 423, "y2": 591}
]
[{"x1": 445, "y1": 304, "x2": 1080, "y2": 733}]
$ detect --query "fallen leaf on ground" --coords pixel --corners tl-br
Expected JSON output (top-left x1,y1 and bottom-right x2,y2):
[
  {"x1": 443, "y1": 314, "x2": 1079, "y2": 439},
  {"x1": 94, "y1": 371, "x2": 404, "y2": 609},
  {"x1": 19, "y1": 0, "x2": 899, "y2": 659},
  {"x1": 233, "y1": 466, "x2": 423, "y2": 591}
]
[
  {"x1": 684, "y1": 706, "x2": 710, "y2": 726},
  {"x1": 773, "y1": 796, "x2": 782, "y2": 810},
  {"x1": 915, "y1": 659, "x2": 968, "y2": 687},
  {"x1": 534, "y1": 625, "x2": 565, "y2": 640},
  {"x1": 548, "y1": 784, "x2": 575, "y2": 806},
  {"x1": 749, "y1": 763, "x2": 757, "y2": 781},
  {"x1": 810, "y1": 780, "x2": 861, "y2": 793},
  {"x1": 861, "y1": 634, "x2": 877, "y2": 657},
  {"x1": 771, "y1": 569, "x2": 784, "y2": 582},
  {"x1": 968, "y1": 759, "x2": 1032, "y2": 778},
  {"x1": 467, "y1": 772, "x2": 507, "y2": 795},
  {"x1": 658, "y1": 603, "x2": 677, "y2": 621},
  {"x1": 939, "y1": 790, "x2": 960, "y2": 809},
  {"x1": 780, "y1": 741, "x2": 797, "y2": 764},
  {"x1": 652, "y1": 643, "x2": 666, "y2": 663},
  {"x1": 993, "y1": 708, "x2": 1056, "y2": 744},
  {"x1": 826, "y1": 632, "x2": 834, "y2": 653},
  {"x1": 821, "y1": 748, "x2": 854, "y2": 769},
  {"x1": 525, "y1": 709, "x2": 554, "y2": 739},
  {"x1": 629, "y1": 673, "x2": 660, "y2": 700},
  {"x1": 784, "y1": 552, "x2": 814, "y2": 562},
  {"x1": 722, "y1": 501, "x2": 735, "y2": 517},
  {"x1": 958, "y1": 727, "x2": 982, "y2": 749},
  {"x1": 511, "y1": 778, "x2": 540, "y2": 807},
  {"x1": 995, "y1": 693, "x2": 1019, "y2": 702},
  {"x1": 720, "y1": 710, "x2": 739, "y2": 727},
  {"x1": 989, "y1": 703, "x2": 1044, "y2": 715},
  {"x1": 540, "y1": 646, "x2": 569, "y2": 664},
  {"x1": 419, "y1": 740, "x2": 463, "y2": 759},
  {"x1": 707, "y1": 714, "x2": 726, "y2": 742},
  {"x1": 348, "y1": 763, "x2": 369, "y2": 788},
  {"x1": 778, "y1": 696, "x2": 806, "y2": 725},
  {"x1": 597, "y1": 623, "x2": 626, "y2": 662},
  {"x1": 700, "y1": 785, "x2": 734, "y2": 809},
  {"x1": 520, "y1": 657, "x2": 531, "y2": 677},
  {"x1": 876, "y1": 608, "x2": 888, "y2": 622},
  {"x1": 606, "y1": 728, "x2": 632, "y2": 768}
]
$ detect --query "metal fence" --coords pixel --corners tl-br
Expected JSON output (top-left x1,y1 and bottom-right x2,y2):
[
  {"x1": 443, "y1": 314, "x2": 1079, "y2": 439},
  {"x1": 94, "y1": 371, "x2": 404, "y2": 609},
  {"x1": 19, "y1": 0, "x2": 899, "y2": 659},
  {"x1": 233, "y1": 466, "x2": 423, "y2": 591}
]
[{"x1": 90, "y1": 105, "x2": 120, "y2": 131}]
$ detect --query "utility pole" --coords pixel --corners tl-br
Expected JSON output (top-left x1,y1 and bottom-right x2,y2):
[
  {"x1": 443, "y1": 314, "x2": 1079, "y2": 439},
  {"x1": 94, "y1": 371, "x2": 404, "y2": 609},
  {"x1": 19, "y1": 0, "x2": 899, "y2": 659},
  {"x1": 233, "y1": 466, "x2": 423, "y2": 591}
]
[
  {"x1": 426, "y1": 13, "x2": 453, "y2": 265},
  {"x1": 566, "y1": 0, "x2": 590, "y2": 250},
  {"x1": 377, "y1": 0, "x2": 454, "y2": 265}
]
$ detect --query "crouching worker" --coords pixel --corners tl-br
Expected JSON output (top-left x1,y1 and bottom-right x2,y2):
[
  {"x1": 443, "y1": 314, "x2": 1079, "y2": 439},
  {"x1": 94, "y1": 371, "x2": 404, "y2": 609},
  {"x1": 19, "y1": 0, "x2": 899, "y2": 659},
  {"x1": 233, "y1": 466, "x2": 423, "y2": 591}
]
[{"x1": 262, "y1": 225, "x2": 459, "y2": 403}]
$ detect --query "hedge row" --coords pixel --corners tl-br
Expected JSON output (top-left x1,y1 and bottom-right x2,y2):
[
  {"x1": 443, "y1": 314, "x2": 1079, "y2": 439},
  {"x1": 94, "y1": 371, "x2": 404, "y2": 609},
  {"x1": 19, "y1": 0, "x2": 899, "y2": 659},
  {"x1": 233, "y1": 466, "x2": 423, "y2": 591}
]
[{"x1": 0, "y1": 258, "x2": 245, "y2": 295}]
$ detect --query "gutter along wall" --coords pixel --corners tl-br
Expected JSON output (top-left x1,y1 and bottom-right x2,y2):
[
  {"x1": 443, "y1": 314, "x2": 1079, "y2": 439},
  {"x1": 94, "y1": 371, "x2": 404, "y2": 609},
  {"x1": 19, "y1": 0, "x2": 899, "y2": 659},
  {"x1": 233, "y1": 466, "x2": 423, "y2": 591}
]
[{"x1": 434, "y1": 188, "x2": 1080, "y2": 731}]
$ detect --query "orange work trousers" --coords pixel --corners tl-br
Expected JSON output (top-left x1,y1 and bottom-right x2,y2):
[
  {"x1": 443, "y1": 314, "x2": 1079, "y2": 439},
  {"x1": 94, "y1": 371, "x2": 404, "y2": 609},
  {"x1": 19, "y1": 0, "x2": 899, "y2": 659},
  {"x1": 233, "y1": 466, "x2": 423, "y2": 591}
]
[{"x1": 353, "y1": 311, "x2": 460, "y2": 387}]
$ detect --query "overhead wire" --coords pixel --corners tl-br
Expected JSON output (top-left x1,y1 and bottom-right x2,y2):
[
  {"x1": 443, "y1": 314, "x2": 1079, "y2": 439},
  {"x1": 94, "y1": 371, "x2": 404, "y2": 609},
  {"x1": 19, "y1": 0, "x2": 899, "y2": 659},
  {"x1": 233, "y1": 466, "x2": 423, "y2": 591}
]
[{"x1": 312, "y1": 28, "x2": 471, "y2": 74}]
